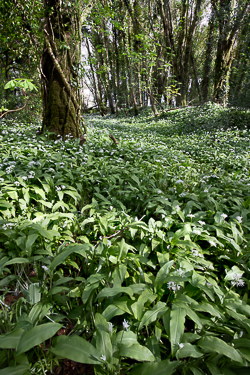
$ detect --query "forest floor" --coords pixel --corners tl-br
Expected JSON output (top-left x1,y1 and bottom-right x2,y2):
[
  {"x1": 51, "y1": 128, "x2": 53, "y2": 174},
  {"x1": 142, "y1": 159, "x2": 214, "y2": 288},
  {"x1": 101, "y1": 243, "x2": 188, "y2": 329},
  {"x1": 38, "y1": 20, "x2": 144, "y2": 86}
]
[{"x1": 0, "y1": 104, "x2": 250, "y2": 374}]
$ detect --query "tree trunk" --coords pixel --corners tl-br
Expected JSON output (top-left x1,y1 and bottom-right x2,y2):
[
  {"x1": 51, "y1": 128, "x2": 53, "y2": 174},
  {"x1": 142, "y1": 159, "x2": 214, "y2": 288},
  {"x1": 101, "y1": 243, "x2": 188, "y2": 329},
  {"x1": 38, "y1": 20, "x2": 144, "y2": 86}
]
[
  {"x1": 202, "y1": 11, "x2": 215, "y2": 102},
  {"x1": 41, "y1": 0, "x2": 83, "y2": 138}
]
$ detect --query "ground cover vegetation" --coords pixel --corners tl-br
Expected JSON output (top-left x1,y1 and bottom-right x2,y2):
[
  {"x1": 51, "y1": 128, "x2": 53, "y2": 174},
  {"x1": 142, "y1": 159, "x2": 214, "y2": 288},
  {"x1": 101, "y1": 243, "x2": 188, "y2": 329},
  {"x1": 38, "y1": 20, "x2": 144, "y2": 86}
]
[
  {"x1": 0, "y1": 104, "x2": 250, "y2": 374},
  {"x1": 1, "y1": 0, "x2": 250, "y2": 374}
]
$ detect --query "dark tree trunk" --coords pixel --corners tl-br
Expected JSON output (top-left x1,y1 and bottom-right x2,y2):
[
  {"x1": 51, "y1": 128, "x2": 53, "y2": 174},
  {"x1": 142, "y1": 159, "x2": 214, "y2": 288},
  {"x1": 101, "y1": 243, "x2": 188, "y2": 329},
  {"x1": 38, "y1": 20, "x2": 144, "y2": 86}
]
[{"x1": 41, "y1": 0, "x2": 83, "y2": 138}]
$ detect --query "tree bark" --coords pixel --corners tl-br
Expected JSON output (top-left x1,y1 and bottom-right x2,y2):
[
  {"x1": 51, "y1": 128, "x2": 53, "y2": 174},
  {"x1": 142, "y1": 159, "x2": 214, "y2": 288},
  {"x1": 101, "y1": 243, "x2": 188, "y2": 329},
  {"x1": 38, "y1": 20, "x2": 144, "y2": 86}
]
[{"x1": 41, "y1": 0, "x2": 83, "y2": 138}]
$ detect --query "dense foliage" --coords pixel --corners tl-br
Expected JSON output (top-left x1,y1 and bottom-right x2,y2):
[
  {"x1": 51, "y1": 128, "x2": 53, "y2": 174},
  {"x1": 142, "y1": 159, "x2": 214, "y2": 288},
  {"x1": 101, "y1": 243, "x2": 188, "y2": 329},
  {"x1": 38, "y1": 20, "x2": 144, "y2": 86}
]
[{"x1": 0, "y1": 104, "x2": 250, "y2": 374}]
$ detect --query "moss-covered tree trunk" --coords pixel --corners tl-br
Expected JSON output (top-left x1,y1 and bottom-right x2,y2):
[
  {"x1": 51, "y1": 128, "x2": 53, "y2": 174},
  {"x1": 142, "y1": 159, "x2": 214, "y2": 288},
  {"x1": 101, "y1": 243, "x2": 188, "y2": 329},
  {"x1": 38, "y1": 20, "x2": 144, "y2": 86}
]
[{"x1": 41, "y1": 0, "x2": 83, "y2": 138}]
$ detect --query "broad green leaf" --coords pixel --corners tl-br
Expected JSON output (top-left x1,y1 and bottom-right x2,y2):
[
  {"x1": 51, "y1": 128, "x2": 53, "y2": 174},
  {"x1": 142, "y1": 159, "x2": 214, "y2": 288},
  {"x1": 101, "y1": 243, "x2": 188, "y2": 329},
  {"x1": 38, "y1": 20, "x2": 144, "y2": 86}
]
[
  {"x1": 16, "y1": 323, "x2": 61, "y2": 355},
  {"x1": 28, "y1": 303, "x2": 43, "y2": 324},
  {"x1": 97, "y1": 286, "x2": 133, "y2": 299},
  {"x1": 194, "y1": 302, "x2": 222, "y2": 318},
  {"x1": 37, "y1": 200, "x2": 52, "y2": 208},
  {"x1": 29, "y1": 224, "x2": 59, "y2": 240},
  {"x1": 27, "y1": 283, "x2": 41, "y2": 304},
  {"x1": 0, "y1": 329, "x2": 24, "y2": 349},
  {"x1": 185, "y1": 306, "x2": 203, "y2": 329},
  {"x1": 182, "y1": 332, "x2": 201, "y2": 343},
  {"x1": 114, "y1": 298, "x2": 133, "y2": 314},
  {"x1": 95, "y1": 313, "x2": 112, "y2": 362},
  {"x1": 138, "y1": 302, "x2": 168, "y2": 330},
  {"x1": 5, "y1": 258, "x2": 29, "y2": 266},
  {"x1": 176, "y1": 343, "x2": 203, "y2": 359},
  {"x1": 102, "y1": 304, "x2": 125, "y2": 320},
  {"x1": 190, "y1": 367, "x2": 206, "y2": 375},
  {"x1": 130, "y1": 359, "x2": 179, "y2": 375},
  {"x1": 170, "y1": 306, "x2": 186, "y2": 355},
  {"x1": 116, "y1": 331, "x2": 138, "y2": 346},
  {"x1": 206, "y1": 362, "x2": 223, "y2": 375},
  {"x1": 119, "y1": 343, "x2": 155, "y2": 362},
  {"x1": 50, "y1": 243, "x2": 88, "y2": 271},
  {"x1": 0, "y1": 365, "x2": 30, "y2": 375},
  {"x1": 172, "y1": 224, "x2": 192, "y2": 243},
  {"x1": 118, "y1": 238, "x2": 129, "y2": 261},
  {"x1": 147, "y1": 336, "x2": 161, "y2": 362},
  {"x1": 32, "y1": 186, "x2": 46, "y2": 200},
  {"x1": 4, "y1": 80, "x2": 16, "y2": 90},
  {"x1": 155, "y1": 260, "x2": 174, "y2": 289},
  {"x1": 131, "y1": 289, "x2": 156, "y2": 320},
  {"x1": 0, "y1": 275, "x2": 17, "y2": 287},
  {"x1": 26, "y1": 234, "x2": 39, "y2": 255},
  {"x1": 197, "y1": 336, "x2": 243, "y2": 363},
  {"x1": 51, "y1": 335, "x2": 100, "y2": 364}
]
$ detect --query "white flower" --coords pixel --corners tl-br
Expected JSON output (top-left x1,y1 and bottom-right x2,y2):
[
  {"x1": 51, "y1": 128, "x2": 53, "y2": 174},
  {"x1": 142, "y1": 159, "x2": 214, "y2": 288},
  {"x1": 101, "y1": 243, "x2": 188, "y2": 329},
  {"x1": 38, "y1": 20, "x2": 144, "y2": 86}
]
[
  {"x1": 187, "y1": 214, "x2": 195, "y2": 218},
  {"x1": 209, "y1": 241, "x2": 217, "y2": 247},
  {"x1": 193, "y1": 229, "x2": 201, "y2": 235},
  {"x1": 236, "y1": 216, "x2": 242, "y2": 223},
  {"x1": 167, "y1": 281, "x2": 181, "y2": 291},
  {"x1": 176, "y1": 179, "x2": 183, "y2": 184},
  {"x1": 178, "y1": 343, "x2": 184, "y2": 349},
  {"x1": 41, "y1": 265, "x2": 49, "y2": 271},
  {"x1": 231, "y1": 273, "x2": 244, "y2": 287},
  {"x1": 56, "y1": 186, "x2": 61, "y2": 191},
  {"x1": 14, "y1": 181, "x2": 20, "y2": 186},
  {"x1": 61, "y1": 185, "x2": 66, "y2": 189},
  {"x1": 175, "y1": 268, "x2": 185, "y2": 276},
  {"x1": 221, "y1": 213, "x2": 227, "y2": 219},
  {"x1": 22, "y1": 176, "x2": 28, "y2": 180},
  {"x1": 175, "y1": 205, "x2": 180, "y2": 212},
  {"x1": 100, "y1": 354, "x2": 106, "y2": 361},
  {"x1": 123, "y1": 319, "x2": 130, "y2": 331},
  {"x1": 198, "y1": 220, "x2": 206, "y2": 226},
  {"x1": 204, "y1": 189, "x2": 208, "y2": 193},
  {"x1": 108, "y1": 322, "x2": 114, "y2": 333},
  {"x1": 157, "y1": 190, "x2": 162, "y2": 194},
  {"x1": 191, "y1": 249, "x2": 203, "y2": 258}
]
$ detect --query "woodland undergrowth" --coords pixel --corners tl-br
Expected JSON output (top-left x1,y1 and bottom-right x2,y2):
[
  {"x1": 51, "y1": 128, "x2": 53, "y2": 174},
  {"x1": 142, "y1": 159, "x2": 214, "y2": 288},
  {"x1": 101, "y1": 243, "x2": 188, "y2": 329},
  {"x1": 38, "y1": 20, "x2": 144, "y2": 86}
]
[{"x1": 0, "y1": 103, "x2": 250, "y2": 375}]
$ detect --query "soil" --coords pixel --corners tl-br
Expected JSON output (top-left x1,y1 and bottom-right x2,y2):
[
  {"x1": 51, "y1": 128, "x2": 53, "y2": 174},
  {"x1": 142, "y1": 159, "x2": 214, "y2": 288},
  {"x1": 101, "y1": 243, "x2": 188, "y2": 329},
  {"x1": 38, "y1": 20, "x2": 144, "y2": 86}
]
[{"x1": 53, "y1": 361, "x2": 94, "y2": 375}]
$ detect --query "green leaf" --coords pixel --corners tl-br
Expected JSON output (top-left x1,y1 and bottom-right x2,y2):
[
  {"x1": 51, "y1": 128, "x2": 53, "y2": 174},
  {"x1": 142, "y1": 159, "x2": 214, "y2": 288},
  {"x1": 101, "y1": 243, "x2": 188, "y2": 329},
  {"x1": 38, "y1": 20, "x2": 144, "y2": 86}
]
[
  {"x1": 138, "y1": 302, "x2": 168, "y2": 330},
  {"x1": 170, "y1": 306, "x2": 186, "y2": 355},
  {"x1": 97, "y1": 286, "x2": 133, "y2": 299},
  {"x1": 32, "y1": 186, "x2": 46, "y2": 200},
  {"x1": 5, "y1": 258, "x2": 30, "y2": 266},
  {"x1": 0, "y1": 365, "x2": 30, "y2": 375},
  {"x1": 194, "y1": 302, "x2": 222, "y2": 318},
  {"x1": 176, "y1": 343, "x2": 203, "y2": 359},
  {"x1": 118, "y1": 238, "x2": 129, "y2": 261},
  {"x1": 119, "y1": 343, "x2": 155, "y2": 362},
  {"x1": 197, "y1": 336, "x2": 243, "y2": 363},
  {"x1": 155, "y1": 260, "x2": 174, "y2": 289},
  {"x1": 102, "y1": 304, "x2": 125, "y2": 320},
  {"x1": 37, "y1": 200, "x2": 52, "y2": 208},
  {"x1": 51, "y1": 335, "x2": 101, "y2": 364},
  {"x1": 116, "y1": 331, "x2": 138, "y2": 346},
  {"x1": 4, "y1": 80, "x2": 16, "y2": 90},
  {"x1": 95, "y1": 313, "x2": 112, "y2": 363},
  {"x1": 130, "y1": 359, "x2": 179, "y2": 375},
  {"x1": 50, "y1": 244, "x2": 88, "y2": 271},
  {"x1": 0, "y1": 329, "x2": 24, "y2": 349},
  {"x1": 16, "y1": 323, "x2": 61, "y2": 355},
  {"x1": 26, "y1": 234, "x2": 39, "y2": 255}
]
